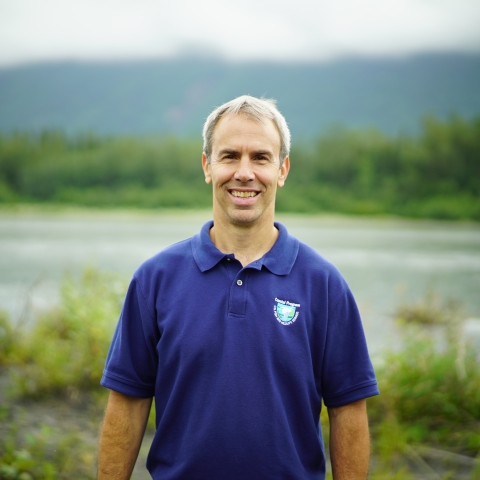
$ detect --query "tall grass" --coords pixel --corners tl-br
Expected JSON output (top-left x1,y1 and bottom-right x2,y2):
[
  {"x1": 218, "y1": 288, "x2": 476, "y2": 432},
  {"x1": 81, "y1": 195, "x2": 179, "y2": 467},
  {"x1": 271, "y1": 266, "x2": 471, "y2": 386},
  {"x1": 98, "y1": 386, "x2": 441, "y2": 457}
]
[
  {"x1": 1, "y1": 268, "x2": 125, "y2": 398},
  {"x1": 0, "y1": 410, "x2": 96, "y2": 480},
  {"x1": 0, "y1": 269, "x2": 124, "y2": 478},
  {"x1": 368, "y1": 294, "x2": 480, "y2": 479},
  {"x1": 321, "y1": 292, "x2": 480, "y2": 478}
]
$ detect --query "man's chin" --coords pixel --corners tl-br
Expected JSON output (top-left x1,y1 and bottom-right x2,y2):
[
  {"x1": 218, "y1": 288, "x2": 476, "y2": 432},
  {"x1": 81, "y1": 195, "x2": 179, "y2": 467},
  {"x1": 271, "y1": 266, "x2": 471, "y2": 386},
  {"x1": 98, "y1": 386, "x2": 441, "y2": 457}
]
[
  {"x1": 227, "y1": 209, "x2": 261, "y2": 226},
  {"x1": 213, "y1": 202, "x2": 272, "y2": 227}
]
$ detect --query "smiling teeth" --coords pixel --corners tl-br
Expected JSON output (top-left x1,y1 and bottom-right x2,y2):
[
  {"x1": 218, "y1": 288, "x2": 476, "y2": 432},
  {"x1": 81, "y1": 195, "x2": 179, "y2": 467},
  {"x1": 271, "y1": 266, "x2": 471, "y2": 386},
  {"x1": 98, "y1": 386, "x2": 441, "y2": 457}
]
[{"x1": 231, "y1": 191, "x2": 257, "y2": 198}]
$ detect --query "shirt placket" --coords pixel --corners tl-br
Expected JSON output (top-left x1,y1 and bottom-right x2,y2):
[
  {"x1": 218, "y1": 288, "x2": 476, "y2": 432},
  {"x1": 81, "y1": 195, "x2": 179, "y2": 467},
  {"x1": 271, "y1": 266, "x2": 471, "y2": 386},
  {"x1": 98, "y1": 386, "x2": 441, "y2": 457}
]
[{"x1": 228, "y1": 269, "x2": 248, "y2": 317}]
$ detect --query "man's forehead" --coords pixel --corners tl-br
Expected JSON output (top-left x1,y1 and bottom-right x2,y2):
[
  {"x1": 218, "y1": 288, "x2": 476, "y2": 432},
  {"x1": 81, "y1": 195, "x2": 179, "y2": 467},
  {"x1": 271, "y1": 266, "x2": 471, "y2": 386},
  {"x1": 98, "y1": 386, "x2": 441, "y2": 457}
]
[{"x1": 211, "y1": 113, "x2": 281, "y2": 151}]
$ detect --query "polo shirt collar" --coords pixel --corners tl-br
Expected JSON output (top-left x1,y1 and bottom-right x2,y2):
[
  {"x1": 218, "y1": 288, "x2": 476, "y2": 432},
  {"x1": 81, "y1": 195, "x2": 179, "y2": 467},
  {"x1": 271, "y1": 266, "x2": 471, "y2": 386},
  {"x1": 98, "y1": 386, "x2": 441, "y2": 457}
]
[
  {"x1": 192, "y1": 221, "x2": 225, "y2": 272},
  {"x1": 263, "y1": 222, "x2": 299, "y2": 275},
  {"x1": 192, "y1": 220, "x2": 299, "y2": 276}
]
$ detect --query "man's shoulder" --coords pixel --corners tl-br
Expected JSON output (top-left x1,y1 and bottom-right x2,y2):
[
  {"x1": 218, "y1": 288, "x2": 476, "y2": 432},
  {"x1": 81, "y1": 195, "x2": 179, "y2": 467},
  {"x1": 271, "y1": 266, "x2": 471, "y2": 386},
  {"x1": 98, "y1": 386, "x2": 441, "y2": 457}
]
[
  {"x1": 290, "y1": 236, "x2": 349, "y2": 293},
  {"x1": 135, "y1": 236, "x2": 195, "y2": 278},
  {"x1": 295, "y1": 238, "x2": 340, "y2": 273}
]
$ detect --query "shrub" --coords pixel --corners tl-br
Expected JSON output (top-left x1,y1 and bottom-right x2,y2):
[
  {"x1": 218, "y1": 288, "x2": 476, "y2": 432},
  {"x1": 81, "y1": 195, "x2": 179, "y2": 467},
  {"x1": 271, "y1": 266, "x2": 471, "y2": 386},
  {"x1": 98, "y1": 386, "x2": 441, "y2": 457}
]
[
  {"x1": 0, "y1": 406, "x2": 95, "y2": 479},
  {"x1": 8, "y1": 268, "x2": 125, "y2": 399},
  {"x1": 369, "y1": 294, "x2": 480, "y2": 455},
  {"x1": 0, "y1": 310, "x2": 17, "y2": 366}
]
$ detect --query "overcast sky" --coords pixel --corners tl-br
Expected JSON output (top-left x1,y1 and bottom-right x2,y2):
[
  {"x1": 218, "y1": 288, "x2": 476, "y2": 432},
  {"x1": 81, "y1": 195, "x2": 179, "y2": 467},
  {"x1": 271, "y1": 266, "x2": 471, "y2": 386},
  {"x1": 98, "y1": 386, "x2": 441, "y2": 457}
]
[{"x1": 1, "y1": 0, "x2": 480, "y2": 67}]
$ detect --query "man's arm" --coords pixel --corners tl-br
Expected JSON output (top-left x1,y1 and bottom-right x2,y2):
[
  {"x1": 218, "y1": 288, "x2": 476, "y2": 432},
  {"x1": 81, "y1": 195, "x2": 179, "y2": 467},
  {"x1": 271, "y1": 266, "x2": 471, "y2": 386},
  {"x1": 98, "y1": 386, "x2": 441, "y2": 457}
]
[
  {"x1": 327, "y1": 398, "x2": 371, "y2": 480},
  {"x1": 98, "y1": 390, "x2": 153, "y2": 479}
]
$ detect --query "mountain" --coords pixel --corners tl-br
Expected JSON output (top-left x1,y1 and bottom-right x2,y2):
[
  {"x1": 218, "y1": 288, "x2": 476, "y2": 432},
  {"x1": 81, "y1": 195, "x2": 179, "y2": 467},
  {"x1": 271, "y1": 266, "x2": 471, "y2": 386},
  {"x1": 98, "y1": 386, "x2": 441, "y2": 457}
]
[{"x1": 1, "y1": 54, "x2": 480, "y2": 138}]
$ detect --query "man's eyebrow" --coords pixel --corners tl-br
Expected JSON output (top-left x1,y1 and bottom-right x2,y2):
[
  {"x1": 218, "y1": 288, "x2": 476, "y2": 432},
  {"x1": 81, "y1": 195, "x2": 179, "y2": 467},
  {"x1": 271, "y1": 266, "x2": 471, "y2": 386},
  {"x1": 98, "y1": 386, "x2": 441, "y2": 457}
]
[
  {"x1": 252, "y1": 150, "x2": 273, "y2": 157},
  {"x1": 217, "y1": 148, "x2": 273, "y2": 155},
  {"x1": 217, "y1": 148, "x2": 239, "y2": 156}
]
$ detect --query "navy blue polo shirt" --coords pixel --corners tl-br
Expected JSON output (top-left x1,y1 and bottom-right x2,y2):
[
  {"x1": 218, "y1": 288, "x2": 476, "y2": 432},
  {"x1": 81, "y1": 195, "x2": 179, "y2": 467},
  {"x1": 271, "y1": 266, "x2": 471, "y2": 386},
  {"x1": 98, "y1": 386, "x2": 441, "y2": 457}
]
[{"x1": 101, "y1": 221, "x2": 379, "y2": 480}]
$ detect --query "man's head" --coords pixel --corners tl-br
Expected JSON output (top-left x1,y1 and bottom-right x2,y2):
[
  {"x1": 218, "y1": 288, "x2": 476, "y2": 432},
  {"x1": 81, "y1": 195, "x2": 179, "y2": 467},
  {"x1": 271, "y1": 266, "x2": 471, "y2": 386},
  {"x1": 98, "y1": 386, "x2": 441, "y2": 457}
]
[
  {"x1": 202, "y1": 95, "x2": 291, "y2": 165},
  {"x1": 201, "y1": 96, "x2": 290, "y2": 228}
]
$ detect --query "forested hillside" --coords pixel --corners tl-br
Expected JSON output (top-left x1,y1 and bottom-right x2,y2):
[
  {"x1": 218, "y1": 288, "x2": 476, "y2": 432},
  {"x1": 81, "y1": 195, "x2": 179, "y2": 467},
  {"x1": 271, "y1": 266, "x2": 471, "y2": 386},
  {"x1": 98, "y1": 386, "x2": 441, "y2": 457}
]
[
  {"x1": 1, "y1": 115, "x2": 479, "y2": 220},
  {"x1": 1, "y1": 54, "x2": 480, "y2": 136}
]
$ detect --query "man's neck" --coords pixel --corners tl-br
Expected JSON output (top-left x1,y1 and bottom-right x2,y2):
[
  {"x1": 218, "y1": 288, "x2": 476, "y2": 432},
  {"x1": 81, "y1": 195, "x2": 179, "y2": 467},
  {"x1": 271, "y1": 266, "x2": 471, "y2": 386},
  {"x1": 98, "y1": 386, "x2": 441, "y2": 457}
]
[{"x1": 209, "y1": 218, "x2": 279, "y2": 267}]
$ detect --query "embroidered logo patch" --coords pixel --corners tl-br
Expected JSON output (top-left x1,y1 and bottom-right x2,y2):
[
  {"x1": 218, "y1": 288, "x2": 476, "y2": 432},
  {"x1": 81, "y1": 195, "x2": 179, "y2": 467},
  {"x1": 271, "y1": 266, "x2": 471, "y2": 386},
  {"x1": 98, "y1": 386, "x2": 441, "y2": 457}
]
[{"x1": 274, "y1": 297, "x2": 300, "y2": 325}]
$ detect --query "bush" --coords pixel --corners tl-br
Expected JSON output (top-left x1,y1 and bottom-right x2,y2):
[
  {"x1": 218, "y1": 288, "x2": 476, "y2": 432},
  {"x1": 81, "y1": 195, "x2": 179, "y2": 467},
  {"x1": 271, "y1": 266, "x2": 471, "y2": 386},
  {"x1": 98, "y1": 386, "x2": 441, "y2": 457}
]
[
  {"x1": 369, "y1": 294, "x2": 480, "y2": 455},
  {"x1": 8, "y1": 268, "x2": 125, "y2": 399},
  {"x1": 0, "y1": 310, "x2": 17, "y2": 366},
  {"x1": 0, "y1": 406, "x2": 95, "y2": 479}
]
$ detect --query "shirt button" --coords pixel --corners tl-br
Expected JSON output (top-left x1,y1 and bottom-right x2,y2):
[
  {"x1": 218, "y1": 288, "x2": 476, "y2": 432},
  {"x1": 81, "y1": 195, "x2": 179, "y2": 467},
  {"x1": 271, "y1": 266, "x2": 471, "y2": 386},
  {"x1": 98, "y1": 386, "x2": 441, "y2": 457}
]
[{"x1": 236, "y1": 279, "x2": 243, "y2": 286}]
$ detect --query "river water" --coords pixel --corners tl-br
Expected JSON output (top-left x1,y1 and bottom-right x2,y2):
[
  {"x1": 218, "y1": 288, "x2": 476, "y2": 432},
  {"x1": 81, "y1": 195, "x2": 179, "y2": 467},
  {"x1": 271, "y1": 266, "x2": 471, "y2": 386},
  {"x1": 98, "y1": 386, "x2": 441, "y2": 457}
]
[{"x1": 1, "y1": 209, "x2": 480, "y2": 357}]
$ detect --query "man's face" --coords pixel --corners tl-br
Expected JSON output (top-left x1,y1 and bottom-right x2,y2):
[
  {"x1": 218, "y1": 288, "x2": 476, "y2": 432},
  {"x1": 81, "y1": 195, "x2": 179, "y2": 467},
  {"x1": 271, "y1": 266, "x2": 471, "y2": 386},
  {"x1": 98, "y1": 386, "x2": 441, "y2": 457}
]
[{"x1": 202, "y1": 113, "x2": 289, "y2": 228}]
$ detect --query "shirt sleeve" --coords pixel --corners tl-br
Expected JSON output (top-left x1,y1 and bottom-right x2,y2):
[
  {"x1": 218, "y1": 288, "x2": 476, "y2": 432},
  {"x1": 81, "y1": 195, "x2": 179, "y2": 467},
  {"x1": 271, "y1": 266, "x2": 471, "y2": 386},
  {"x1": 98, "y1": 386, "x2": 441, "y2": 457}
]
[
  {"x1": 321, "y1": 285, "x2": 379, "y2": 407},
  {"x1": 100, "y1": 275, "x2": 159, "y2": 398}
]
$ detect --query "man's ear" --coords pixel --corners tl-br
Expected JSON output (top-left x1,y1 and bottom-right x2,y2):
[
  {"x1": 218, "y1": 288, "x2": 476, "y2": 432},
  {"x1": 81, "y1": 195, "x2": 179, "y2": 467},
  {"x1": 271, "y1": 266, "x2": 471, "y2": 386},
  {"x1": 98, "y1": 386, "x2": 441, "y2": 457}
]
[
  {"x1": 277, "y1": 157, "x2": 290, "y2": 188},
  {"x1": 202, "y1": 153, "x2": 212, "y2": 184}
]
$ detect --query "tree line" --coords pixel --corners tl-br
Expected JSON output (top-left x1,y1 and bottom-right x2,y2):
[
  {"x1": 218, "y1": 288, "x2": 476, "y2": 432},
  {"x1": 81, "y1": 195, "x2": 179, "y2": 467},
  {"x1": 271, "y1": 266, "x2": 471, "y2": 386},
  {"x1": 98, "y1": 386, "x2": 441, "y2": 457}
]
[{"x1": 0, "y1": 115, "x2": 479, "y2": 220}]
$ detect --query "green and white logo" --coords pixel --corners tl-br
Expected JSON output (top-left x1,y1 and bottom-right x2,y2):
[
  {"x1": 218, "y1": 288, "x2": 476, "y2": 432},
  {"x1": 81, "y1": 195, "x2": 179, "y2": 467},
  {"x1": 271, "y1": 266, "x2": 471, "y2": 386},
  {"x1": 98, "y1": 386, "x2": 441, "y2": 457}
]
[
  {"x1": 276, "y1": 303, "x2": 296, "y2": 322},
  {"x1": 274, "y1": 297, "x2": 300, "y2": 325}
]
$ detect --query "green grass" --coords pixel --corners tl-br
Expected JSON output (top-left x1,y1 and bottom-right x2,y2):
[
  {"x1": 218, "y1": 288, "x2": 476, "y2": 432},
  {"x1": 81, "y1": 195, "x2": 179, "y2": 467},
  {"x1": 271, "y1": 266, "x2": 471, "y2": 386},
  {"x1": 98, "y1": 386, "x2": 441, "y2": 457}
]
[
  {"x1": 0, "y1": 269, "x2": 123, "y2": 477},
  {"x1": 319, "y1": 292, "x2": 480, "y2": 478},
  {"x1": 369, "y1": 294, "x2": 480, "y2": 460},
  {"x1": 3, "y1": 268, "x2": 125, "y2": 399},
  {"x1": 0, "y1": 406, "x2": 96, "y2": 480}
]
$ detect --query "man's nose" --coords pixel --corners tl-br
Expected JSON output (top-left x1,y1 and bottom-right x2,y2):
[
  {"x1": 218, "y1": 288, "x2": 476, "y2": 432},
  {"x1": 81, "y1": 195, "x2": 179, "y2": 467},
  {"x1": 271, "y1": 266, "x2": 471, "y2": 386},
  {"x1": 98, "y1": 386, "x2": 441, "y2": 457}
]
[{"x1": 234, "y1": 157, "x2": 255, "y2": 182}]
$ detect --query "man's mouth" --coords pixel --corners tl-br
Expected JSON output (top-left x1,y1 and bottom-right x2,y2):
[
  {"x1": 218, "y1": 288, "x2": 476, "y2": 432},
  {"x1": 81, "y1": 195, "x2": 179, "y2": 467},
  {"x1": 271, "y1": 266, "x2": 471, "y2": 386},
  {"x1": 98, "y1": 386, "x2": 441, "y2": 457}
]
[{"x1": 230, "y1": 190, "x2": 258, "y2": 198}]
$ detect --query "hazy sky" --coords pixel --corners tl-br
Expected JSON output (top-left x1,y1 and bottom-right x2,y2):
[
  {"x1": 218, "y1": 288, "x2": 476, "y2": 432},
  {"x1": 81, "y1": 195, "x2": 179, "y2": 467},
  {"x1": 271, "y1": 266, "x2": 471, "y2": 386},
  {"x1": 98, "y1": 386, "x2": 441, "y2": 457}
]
[{"x1": 1, "y1": 0, "x2": 480, "y2": 66}]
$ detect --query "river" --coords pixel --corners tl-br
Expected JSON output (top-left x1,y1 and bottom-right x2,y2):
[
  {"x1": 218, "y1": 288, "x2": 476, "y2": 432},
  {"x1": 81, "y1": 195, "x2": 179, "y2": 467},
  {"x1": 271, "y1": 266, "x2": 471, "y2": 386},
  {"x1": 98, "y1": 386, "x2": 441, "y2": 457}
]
[{"x1": 1, "y1": 208, "x2": 480, "y2": 357}]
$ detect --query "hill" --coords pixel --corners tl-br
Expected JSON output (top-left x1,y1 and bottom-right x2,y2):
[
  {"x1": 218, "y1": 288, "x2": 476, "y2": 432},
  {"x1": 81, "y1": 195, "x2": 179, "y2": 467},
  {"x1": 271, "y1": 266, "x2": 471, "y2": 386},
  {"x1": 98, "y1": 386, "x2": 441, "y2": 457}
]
[{"x1": 0, "y1": 54, "x2": 480, "y2": 137}]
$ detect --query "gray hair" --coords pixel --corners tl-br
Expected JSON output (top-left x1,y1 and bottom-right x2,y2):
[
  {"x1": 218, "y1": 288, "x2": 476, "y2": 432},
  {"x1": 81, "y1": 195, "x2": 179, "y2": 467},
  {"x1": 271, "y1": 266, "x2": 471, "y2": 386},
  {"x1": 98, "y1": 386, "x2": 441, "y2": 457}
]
[{"x1": 202, "y1": 95, "x2": 291, "y2": 164}]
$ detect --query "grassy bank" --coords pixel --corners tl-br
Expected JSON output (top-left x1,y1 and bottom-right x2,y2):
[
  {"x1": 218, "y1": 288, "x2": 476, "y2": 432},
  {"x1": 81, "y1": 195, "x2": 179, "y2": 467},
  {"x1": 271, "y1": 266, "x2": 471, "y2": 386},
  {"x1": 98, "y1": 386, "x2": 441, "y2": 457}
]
[
  {"x1": 1, "y1": 115, "x2": 479, "y2": 220},
  {"x1": 1, "y1": 270, "x2": 479, "y2": 478}
]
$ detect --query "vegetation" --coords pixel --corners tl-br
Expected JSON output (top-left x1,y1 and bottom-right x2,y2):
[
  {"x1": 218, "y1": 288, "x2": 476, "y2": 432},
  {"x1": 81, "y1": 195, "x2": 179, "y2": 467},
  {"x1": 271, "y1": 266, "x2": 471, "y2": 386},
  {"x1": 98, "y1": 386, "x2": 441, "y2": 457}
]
[
  {"x1": 1, "y1": 271, "x2": 479, "y2": 478},
  {"x1": 1, "y1": 114, "x2": 479, "y2": 220},
  {"x1": 3, "y1": 269, "x2": 125, "y2": 399},
  {"x1": 0, "y1": 411, "x2": 95, "y2": 480},
  {"x1": 367, "y1": 296, "x2": 480, "y2": 477},
  {"x1": 0, "y1": 269, "x2": 122, "y2": 479},
  {"x1": 322, "y1": 293, "x2": 480, "y2": 479}
]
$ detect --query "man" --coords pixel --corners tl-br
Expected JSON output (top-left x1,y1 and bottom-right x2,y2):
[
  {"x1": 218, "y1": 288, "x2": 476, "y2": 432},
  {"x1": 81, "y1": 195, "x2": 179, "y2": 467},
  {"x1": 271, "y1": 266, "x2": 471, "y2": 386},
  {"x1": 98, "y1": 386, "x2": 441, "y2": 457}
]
[{"x1": 98, "y1": 95, "x2": 379, "y2": 479}]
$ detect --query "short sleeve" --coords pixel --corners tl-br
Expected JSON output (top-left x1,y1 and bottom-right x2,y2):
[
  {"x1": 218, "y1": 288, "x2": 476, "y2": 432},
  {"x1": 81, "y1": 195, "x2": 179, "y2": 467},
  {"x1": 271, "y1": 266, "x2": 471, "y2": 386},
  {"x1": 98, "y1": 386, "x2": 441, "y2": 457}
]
[
  {"x1": 100, "y1": 275, "x2": 160, "y2": 398},
  {"x1": 321, "y1": 286, "x2": 379, "y2": 407}
]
